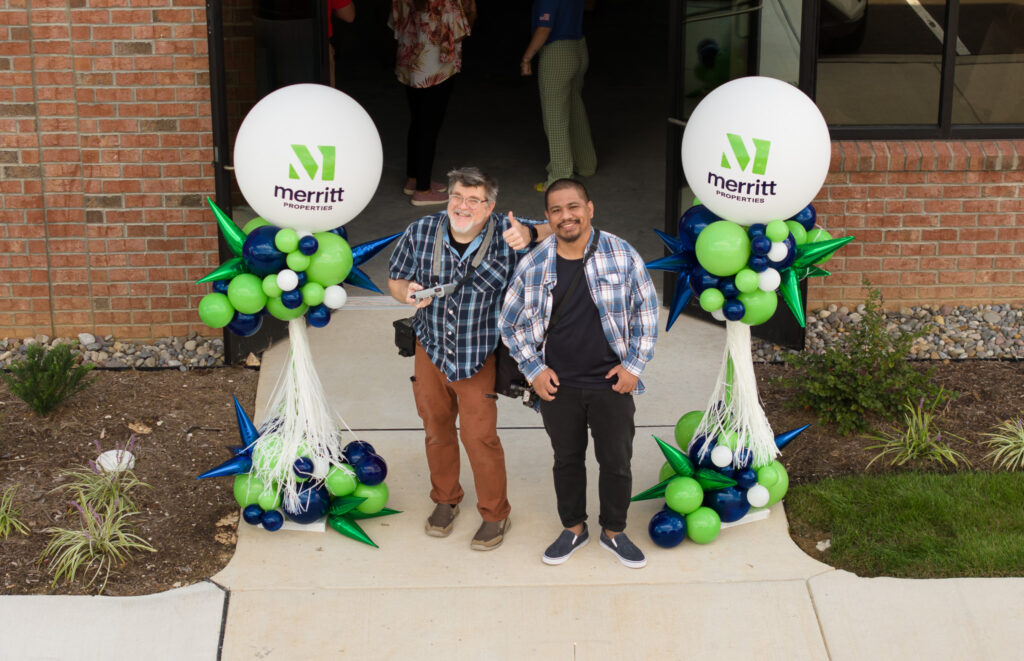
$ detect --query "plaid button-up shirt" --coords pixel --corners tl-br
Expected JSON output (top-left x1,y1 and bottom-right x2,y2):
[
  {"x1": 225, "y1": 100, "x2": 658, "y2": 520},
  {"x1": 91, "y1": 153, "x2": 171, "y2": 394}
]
[
  {"x1": 389, "y1": 211, "x2": 542, "y2": 382},
  {"x1": 498, "y1": 228, "x2": 659, "y2": 394}
]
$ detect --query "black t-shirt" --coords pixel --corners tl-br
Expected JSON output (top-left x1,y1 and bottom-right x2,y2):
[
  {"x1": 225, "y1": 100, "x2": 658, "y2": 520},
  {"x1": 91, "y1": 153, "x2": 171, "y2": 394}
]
[{"x1": 545, "y1": 256, "x2": 621, "y2": 389}]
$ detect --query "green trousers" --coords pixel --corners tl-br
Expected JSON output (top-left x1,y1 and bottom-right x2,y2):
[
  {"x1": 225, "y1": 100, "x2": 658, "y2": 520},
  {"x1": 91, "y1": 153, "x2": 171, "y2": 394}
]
[{"x1": 538, "y1": 37, "x2": 597, "y2": 185}]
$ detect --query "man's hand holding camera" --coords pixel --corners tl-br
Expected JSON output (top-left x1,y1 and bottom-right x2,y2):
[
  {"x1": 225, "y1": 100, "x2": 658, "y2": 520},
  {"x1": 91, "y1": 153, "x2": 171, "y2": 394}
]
[{"x1": 403, "y1": 281, "x2": 435, "y2": 309}]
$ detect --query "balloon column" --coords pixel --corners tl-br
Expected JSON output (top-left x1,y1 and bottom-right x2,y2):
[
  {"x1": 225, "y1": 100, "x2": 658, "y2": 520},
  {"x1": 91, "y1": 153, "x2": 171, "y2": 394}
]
[
  {"x1": 643, "y1": 76, "x2": 854, "y2": 544},
  {"x1": 194, "y1": 84, "x2": 396, "y2": 542}
]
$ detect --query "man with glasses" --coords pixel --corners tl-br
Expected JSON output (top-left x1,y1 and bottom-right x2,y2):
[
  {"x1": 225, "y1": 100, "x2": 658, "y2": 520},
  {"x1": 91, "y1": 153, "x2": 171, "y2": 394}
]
[{"x1": 388, "y1": 166, "x2": 551, "y2": 551}]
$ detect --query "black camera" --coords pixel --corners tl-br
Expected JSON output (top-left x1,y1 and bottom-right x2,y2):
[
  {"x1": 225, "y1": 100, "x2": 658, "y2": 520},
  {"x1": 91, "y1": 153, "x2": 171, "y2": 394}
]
[{"x1": 393, "y1": 317, "x2": 416, "y2": 357}]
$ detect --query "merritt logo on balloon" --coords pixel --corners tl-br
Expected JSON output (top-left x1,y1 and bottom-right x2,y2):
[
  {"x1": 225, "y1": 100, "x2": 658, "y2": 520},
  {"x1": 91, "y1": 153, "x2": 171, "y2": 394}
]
[
  {"x1": 706, "y1": 133, "x2": 777, "y2": 204},
  {"x1": 273, "y1": 144, "x2": 345, "y2": 211}
]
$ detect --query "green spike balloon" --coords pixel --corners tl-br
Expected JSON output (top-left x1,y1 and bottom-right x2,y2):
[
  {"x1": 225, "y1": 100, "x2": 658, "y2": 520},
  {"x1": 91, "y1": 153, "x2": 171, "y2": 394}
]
[
  {"x1": 631, "y1": 477, "x2": 673, "y2": 502},
  {"x1": 694, "y1": 467, "x2": 738, "y2": 491},
  {"x1": 791, "y1": 235, "x2": 855, "y2": 269},
  {"x1": 327, "y1": 496, "x2": 366, "y2": 518},
  {"x1": 196, "y1": 257, "x2": 248, "y2": 284},
  {"x1": 328, "y1": 514, "x2": 378, "y2": 548},
  {"x1": 779, "y1": 267, "x2": 806, "y2": 328},
  {"x1": 207, "y1": 196, "x2": 247, "y2": 257},
  {"x1": 654, "y1": 436, "x2": 696, "y2": 477},
  {"x1": 349, "y1": 507, "x2": 402, "y2": 520}
]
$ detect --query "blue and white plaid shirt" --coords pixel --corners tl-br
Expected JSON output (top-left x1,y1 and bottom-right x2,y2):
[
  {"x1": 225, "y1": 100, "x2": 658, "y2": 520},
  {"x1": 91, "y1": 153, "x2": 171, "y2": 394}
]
[
  {"x1": 389, "y1": 211, "x2": 543, "y2": 382},
  {"x1": 498, "y1": 228, "x2": 659, "y2": 394}
]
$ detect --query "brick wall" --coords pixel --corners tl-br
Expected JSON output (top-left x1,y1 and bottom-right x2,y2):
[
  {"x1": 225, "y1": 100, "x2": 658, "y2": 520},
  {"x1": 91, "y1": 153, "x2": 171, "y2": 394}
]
[
  {"x1": 0, "y1": 0, "x2": 218, "y2": 341},
  {"x1": 810, "y1": 140, "x2": 1024, "y2": 309}
]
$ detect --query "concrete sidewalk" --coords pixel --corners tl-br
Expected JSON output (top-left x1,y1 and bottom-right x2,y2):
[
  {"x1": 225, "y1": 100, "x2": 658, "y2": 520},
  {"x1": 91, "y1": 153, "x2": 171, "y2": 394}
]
[{"x1": 2, "y1": 304, "x2": 1022, "y2": 660}]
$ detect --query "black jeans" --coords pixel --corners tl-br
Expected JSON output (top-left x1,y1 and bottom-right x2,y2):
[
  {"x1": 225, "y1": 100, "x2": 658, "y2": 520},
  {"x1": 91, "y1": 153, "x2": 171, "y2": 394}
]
[
  {"x1": 539, "y1": 386, "x2": 636, "y2": 533},
  {"x1": 404, "y1": 77, "x2": 454, "y2": 190}
]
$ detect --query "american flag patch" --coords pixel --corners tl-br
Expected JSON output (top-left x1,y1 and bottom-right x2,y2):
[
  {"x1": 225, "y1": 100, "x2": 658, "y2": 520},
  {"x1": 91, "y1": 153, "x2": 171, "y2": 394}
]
[{"x1": 539, "y1": 12, "x2": 551, "y2": 20}]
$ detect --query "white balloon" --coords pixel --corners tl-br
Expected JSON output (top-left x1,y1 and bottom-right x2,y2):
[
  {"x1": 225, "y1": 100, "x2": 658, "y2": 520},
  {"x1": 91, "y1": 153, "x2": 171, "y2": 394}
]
[
  {"x1": 758, "y1": 267, "x2": 781, "y2": 291},
  {"x1": 323, "y1": 285, "x2": 348, "y2": 309},
  {"x1": 681, "y1": 76, "x2": 831, "y2": 225},
  {"x1": 746, "y1": 484, "x2": 770, "y2": 508},
  {"x1": 711, "y1": 445, "x2": 733, "y2": 468},
  {"x1": 767, "y1": 242, "x2": 789, "y2": 262},
  {"x1": 233, "y1": 84, "x2": 383, "y2": 232},
  {"x1": 276, "y1": 269, "x2": 299, "y2": 292},
  {"x1": 711, "y1": 308, "x2": 727, "y2": 322}
]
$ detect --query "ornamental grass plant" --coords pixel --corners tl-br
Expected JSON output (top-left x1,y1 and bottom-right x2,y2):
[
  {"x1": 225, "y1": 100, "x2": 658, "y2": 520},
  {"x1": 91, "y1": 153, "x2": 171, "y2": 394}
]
[
  {"x1": 865, "y1": 390, "x2": 969, "y2": 469},
  {"x1": 0, "y1": 485, "x2": 30, "y2": 539},
  {"x1": 0, "y1": 343, "x2": 95, "y2": 416},
  {"x1": 53, "y1": 437, "x2": 148, "y2": 513},
  {"x1": 982, "y1": 417, "x2": 1024, "y2": 470}
]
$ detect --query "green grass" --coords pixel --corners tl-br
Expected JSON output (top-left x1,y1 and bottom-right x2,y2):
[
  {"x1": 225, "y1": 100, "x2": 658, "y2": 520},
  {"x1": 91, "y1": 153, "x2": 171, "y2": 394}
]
[{"x1": 786, "y1": 472, "x2": 1024, "y2": 578}]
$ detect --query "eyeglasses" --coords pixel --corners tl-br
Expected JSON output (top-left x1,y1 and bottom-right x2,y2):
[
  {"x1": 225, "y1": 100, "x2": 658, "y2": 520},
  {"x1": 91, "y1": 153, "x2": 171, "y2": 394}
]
[{"x1": 449, "y1": 193, "x2": 488, "y2": 209}]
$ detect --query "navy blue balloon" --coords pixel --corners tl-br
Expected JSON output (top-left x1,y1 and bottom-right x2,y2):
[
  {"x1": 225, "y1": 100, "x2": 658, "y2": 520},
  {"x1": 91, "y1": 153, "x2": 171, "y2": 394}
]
[
  {"x1": 716, "y1": 465, "x2": 736, "y2": 479},
  {"x1": 241, "y1": 225, "x2": 286, "y2": 277},
  {"x1": 212, "y1": 280, "x2": 230, "y2": 294},
  {"x1": 343, "y1": 440, "x2": 376, "y2": 466},
  {"x1": 242, "y1": 504, "x2": 264, "y2": 525},
  {"x1": 354, "y1": 453, "x2": 388, "y2": 486},
  {"x1": 296, "y1": 271, "x2": 308, "y2": 287},
  {"x1": 328, "y1": 225, "x2": 349, "y2": 240},
  {"x1": 688, "y1": 267, "x2": 719, "y2": 295},
  {"x1": 734, "y1": 447, "x2": 754, "y2": 469},
  {"x1": 281, "y1": 288, "x2": 304, "y2": 309},
  {"x1": 723, "y1": 298, "x2": 746, "y2": 321},
  {"x1": 792, "y1": 204, "x2": 817, "y2": 231},
  {"x1": 779, "y1": 235, "x2": 797, "y2": 268},
  {"x1": 748, "y1": 255, "x2": 770, "y2": 272},
  {"x1": 283, "y1": 484, "x2": 330, "y2": 524},
  {"x1": 750, "y1": 234, "x2": 772, "y2": 257},
  {"x1": 306, "y1": 304, "x2": 331, "y2": 328},
  {"x1": 736, "y1": 467, "x2": 758, "y2": 489},
  {"x1": 678, "y1": 205, "x2": 718, "y2": 243},
  {"x1": 298, "y1": 235, "x2": 319, "y2": 256},
  {"x1": 688, "y1": 435, "x2": 717, "y2": 468},
  {"x1": 718, "y1": 277, "x2": 740, "y2": 299},
  {"x1": 648, "y1": 509, "x2": 687, "y2": 548},
  {"x1": 704, "y1": 486, "x2": 751, "y2": 523},
  {"x1": 261, "y1": 509, "x2": 284, "y2": 531},
  {"x1": 227, "y1": 311, "x2": 263, "y2": 337},
  {"x1": 747, "y1": 223, "x2": 767, "y2": 237},
  {"x1": 293, "y1": 457, "x2": 314, "y2": 478}
]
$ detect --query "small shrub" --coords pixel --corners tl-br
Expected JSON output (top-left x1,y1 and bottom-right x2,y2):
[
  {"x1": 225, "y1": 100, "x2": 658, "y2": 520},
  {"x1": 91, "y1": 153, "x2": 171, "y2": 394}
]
[
  {"x1": 781, "y1": 284, "x2": 951, "y2": 434},
  {"x1": 982, "y1": 417, "x2": 1024, "y2": 470},
  {"x1": 38, "y1": 497, "x2": 155, "y2": 593},
  {"x1": 1, "y1": 343, "x2": 95, "y2": 415},
  {"x1": 54, "y1": 437, "x2": 147, "y2": 513},
  {"x1": 865, "y1": 391, "x2": 969, "y2": 468},
  {"x1": 0, "y1": 485, "x2": 30, "y2": 539}
]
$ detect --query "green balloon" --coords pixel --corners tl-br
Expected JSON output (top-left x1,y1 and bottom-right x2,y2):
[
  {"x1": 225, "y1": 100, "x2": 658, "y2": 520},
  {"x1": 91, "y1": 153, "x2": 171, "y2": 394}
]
[
  {"x1": 227, "y1": 273, "x2": 268, "y2": 315},
  {"x1": 738, "y1": 289, "x2": 778, "y2": 326},
  {"x1": 664, "y1": 476, "x2": 703, "y2": 515},
  {"x1": 251, "y1": 434, "x2": 286, "y2": 476},
  {"x1": 261, "y1": 274, "x2": 283, "y2": 298},
  {"x1": 686, "y1": 507, "x2": 722, "y2": 544},
  {"x1": 756, "y1": 462, "x2": 780, "y2": 488},
  {"x1": 734, "y1": 268, "x2": 759, "y2": 293},
  {"x1": 674, "y1": 410, "x2": 704, "y2": 449},
  {"x1": 198, "y1": 293, "x2": 235, "y2": 328},
  {"x1": 257, "y1": 487, "x2": 282, "y2": 511},
  {"x1": 699, "y1": 288, "x2": 725, "y2": 312},
  {"x1": 353, "y1": 482, "x2": 389, "y2": 514},
  {"x1": 785, "y1": 220, "x2": 808, "y2": 245},
  {"x1": 765, "y1": 219, "x2": 789, "y2": 242},
  {"x1": 305, "y1": 232, "x2": 353, "y2": 287},
  {"x1": 265, "y1": 296, "x2": 308, "y2": 321},
  {"x1": 233, "y1": 473, "x2": 265, "y2": 508},
  {"x1": 325, "y1": 463, "x2": 358, "y2": 497},
  {"x1": 719, "y1": 429, "x2": 740, "y2": 451},
  {"x1": 659, "y1": 460, "x2": 677, "y2": 483},
  {"x1": 274, "y1": 228, "x2": 299, "y2": 253},
  {"x1": 765, "y1": 460, "x2": 789, "y2": 506},
  {"x1": 806, "y1": 228, "x2": 834, "y2": 264},
  {"x1": 286, "y1": 251, "x2": 311, "y2": 273},
  {"x1": 301, "y1": 282, "x2": 325, "y2": 307},
  {"x1": 243, "y1": 217, "x2": 272, "y2": 234},
  {"x1": 695, "y1": 221, "x2": 751, "y2": 276}
]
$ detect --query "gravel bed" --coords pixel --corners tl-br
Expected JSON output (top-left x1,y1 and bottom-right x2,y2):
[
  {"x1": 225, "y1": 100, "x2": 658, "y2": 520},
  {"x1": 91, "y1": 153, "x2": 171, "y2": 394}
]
[{"x1": 1, "y1": 303, "x2": 1021, "y2": 369}]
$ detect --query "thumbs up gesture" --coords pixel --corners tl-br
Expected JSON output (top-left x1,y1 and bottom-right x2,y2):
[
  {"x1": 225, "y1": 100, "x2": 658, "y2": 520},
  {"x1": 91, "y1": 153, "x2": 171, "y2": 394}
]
[{"x1": 502, "y1": 211, "x2": 531, "y2": 251}]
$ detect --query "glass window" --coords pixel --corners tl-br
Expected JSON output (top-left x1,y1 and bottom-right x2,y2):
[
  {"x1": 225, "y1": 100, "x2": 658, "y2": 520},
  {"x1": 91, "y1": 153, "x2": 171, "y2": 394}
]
[{"x1": 952, "y1": 0, "x2": 1024, "y2": 124}]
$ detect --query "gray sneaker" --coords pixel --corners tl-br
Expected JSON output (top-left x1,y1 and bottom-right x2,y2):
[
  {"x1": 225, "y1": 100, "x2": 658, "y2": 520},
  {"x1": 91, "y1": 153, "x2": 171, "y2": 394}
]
[
  {"x1": 425, "y1": 503, "x2": 459, "y2": 537},
  {"x1": 542, "y1": 525, "x2": 590, "y2": 565},
  {"x1": 599, "y1": 530, "x2": 647, "y2": 568},
  {"x1": 470, "y1": 517, "x2": 510, "y2": 551}
]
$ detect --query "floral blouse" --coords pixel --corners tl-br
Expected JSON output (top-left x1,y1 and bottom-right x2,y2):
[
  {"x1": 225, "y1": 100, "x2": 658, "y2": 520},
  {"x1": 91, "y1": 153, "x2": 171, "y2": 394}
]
[{"x1": 390, "y1": 0, "x2": 471, "y2": 88}]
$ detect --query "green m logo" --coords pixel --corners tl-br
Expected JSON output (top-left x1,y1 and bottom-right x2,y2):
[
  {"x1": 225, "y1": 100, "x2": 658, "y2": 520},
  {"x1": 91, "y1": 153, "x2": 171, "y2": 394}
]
[
  {"x1": 288, "y1": 145, "x2": 336, "y2": 181},
  {"x1": 720, "y1": 134, "x2": 770, "y2": 176}
]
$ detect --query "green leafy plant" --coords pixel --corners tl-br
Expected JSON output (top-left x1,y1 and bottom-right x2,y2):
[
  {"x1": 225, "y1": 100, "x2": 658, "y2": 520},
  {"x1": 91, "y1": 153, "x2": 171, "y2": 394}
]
[
  {"x1": 53, "y1": 437, "x2": 147, "y2": 513},
  {"x1": 0, "y1": 485, "x2": 30, "y2": 539},
  {"x1": 865, "y1": 390, "x2": 969, "y2": 468},
  {"x1": 0, "y1": 342, "x2": 95, "y2": 415},
  {"x1": 781, "y1": 283, "x2": 952, "y2": 434},
  {"x1": 981, "y1": 417, "x2": 1024, "y2": 470},
  {"x1": 38, "y1": 497, "x2": 155, "y2": 593}
]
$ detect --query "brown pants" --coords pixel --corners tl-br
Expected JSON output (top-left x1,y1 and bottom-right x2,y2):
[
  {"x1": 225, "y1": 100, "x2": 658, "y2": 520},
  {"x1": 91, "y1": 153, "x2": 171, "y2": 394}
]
[{"x1": 412, "y1": 343, "x2": 511, "y2": 522}]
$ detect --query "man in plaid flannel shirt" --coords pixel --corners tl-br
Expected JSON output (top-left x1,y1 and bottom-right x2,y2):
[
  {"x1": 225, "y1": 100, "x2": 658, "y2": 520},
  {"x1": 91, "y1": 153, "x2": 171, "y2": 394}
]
[
  {"x1": 388, "y1": 166, "x2": 550, "y2": 552},
  {"x1": 498, "y1": 178, "x2": 658, "y2": 568}
]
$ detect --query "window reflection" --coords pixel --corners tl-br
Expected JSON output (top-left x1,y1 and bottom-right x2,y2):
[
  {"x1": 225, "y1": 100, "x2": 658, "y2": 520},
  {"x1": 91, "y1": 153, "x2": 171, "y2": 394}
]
[{"x1": 953, "y1": 0, "x2": 1024, "y2": 124}]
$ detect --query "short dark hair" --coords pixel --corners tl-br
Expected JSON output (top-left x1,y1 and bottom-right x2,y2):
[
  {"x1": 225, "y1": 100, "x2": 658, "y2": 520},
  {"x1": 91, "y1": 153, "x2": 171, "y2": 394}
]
[
  {"x1": 544, "y1": 178, "x2": 589, "y2": 208},
  {"x1": 447, "y1": 166, "x2": 499, "y2": 202}
]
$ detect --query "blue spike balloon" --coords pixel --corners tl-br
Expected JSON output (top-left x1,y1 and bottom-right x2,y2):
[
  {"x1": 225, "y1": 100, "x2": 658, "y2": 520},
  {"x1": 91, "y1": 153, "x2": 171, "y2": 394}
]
[
  {"x1": 197, "y1": 454, "x2": 252, "y2": 479},
  {"x1": 775, "y1": 424, "x2": 811, "y2": 450},
  {"x1": 233, "y1": 396, "x2": 260, "y2": 447}
]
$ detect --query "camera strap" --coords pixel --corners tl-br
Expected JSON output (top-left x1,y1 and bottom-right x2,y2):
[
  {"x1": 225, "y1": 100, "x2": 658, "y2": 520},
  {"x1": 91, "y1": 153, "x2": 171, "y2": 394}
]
[{"x1": 430, "y1": 214, "x2": 496, "y2": 296}]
